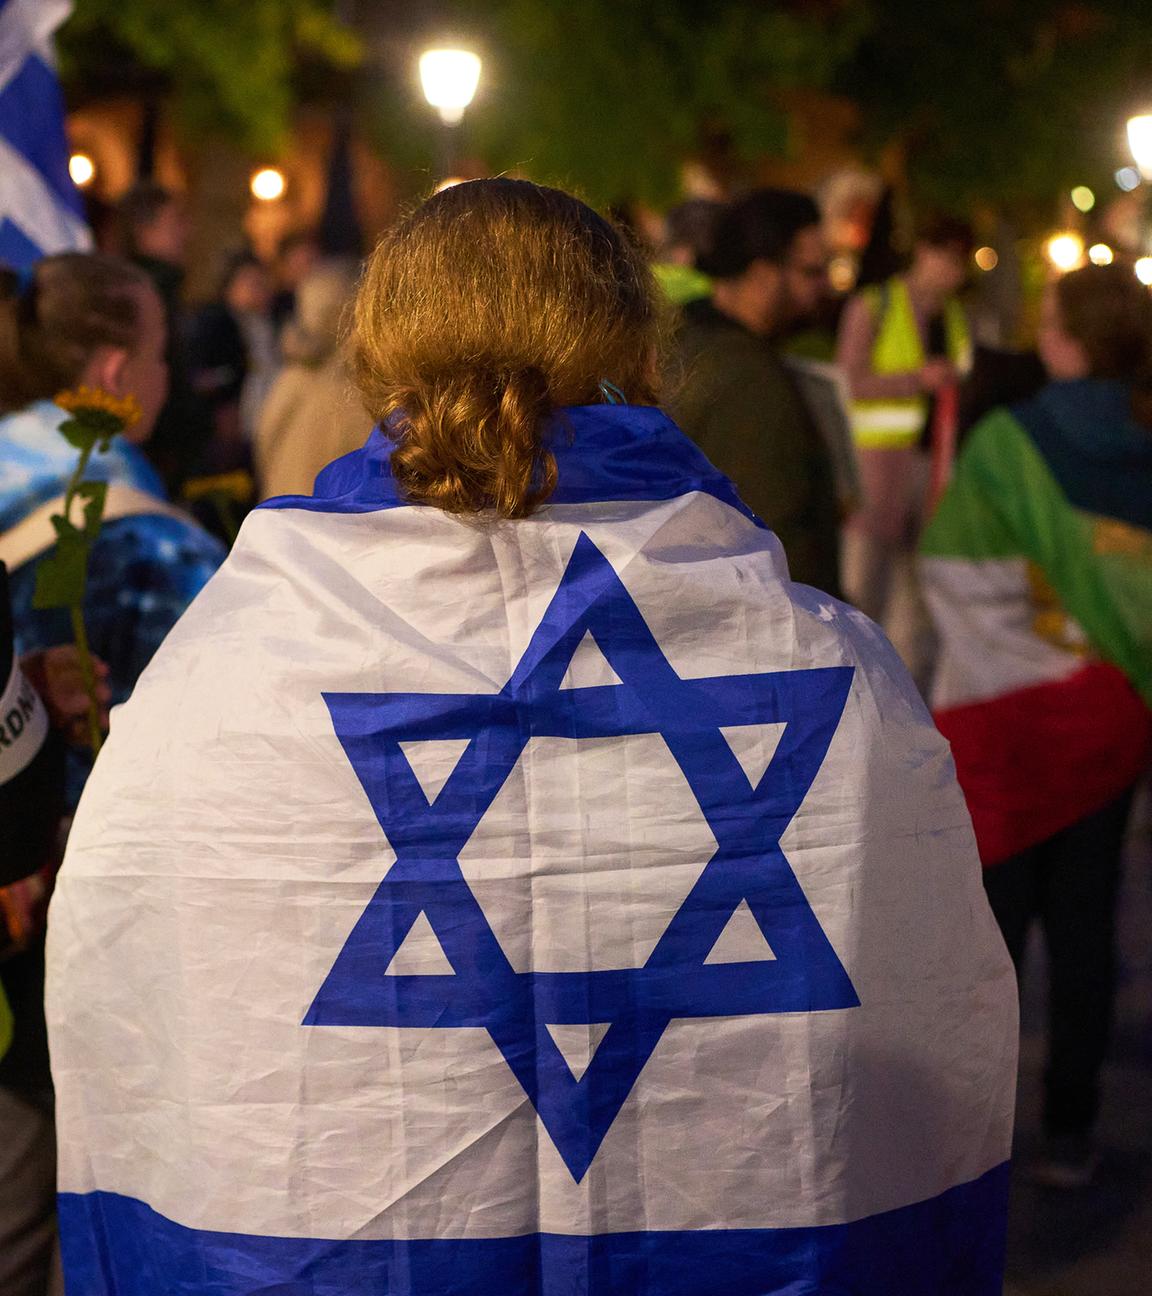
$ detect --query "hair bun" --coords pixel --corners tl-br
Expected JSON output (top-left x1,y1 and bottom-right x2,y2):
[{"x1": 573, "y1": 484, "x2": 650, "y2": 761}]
[{"x1": 352, "y1": 178, "x2": 661, "y2": 517}]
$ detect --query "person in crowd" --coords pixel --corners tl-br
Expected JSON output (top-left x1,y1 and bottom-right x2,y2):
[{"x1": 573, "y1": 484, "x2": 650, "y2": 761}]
[
  {"x1": 188, "y1": 252, "x2": 280, "y2": 472},
  {"x1": 117, "y1": 182, "x2": 190, "y2": 323},
  {"x1": 49, "y1": 179, "x2": 1015, "y2": 1296},
  {"x1": 0, "y1": 559, "x2": 109, "y2": 1296},
  {"x1": 0, "y1": 254, "x2": 225, "y2": 798},
  {"x1": 0, "y1": 255, "x2": 221, "y2": 1294},
  {"x1": 271, "y1": 230, "x2": 323, "y2": 334},
  {"x1": 669, "y1": 188, "x2": 842, "y2": 595},
  {"x1": 116, "y1": 182, "x2": 209, "y2": 492},
  {"x1": 836, "y1": 216, "x2": 974, "y2": 684},
  {"x1": 255, "y1": 260, "x2": 372, "y2": 500},
  {"x1": 650, "y1": 199, "x2": 720, "y2": 307},
  {"x1": 921, "y1": 262, "x2": 1152, "y2": 1189}
]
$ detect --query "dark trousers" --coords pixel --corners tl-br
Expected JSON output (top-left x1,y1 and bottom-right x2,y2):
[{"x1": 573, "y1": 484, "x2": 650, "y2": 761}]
[{"x1": 983, "y1": 789, "x2": 1135, "y2": 1137}]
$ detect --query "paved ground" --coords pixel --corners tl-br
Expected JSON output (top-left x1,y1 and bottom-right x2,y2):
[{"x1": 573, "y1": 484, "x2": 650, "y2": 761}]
[{"x1": 1003, "y1": 790, "x2": 1152, "y2": 1295}]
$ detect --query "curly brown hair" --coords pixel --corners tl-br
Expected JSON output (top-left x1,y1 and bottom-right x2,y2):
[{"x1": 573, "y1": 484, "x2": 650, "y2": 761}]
[{"x1": 352, "y1": 179, "x2": 664, "y2": 518}]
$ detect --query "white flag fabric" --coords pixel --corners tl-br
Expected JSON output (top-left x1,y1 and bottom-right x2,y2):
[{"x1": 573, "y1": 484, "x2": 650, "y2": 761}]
[
  {"x1": 47, "y1": 404, "x2": 1017, "y2": 1295},
  {"x1": 0, "y1": 0, "x2": 90, "y2": 271}
]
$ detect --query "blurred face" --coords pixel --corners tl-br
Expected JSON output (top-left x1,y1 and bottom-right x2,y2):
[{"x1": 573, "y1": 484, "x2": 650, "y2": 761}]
[
  {"x1": 119, "y1": 284, "x2": 170, "y2": 443},
  {"x1": 782, "y1": 225, "x2": 828, "y2": 323},
  {"x1": 740, "y1": 259, "x2": 788, "y2": 335},
  {"x1": 911, "y1": 242, "x2": 969, "y2": 301},
  {"x1": 226, "y1": 263, "x2": 273, "y2": 315},
  {"x1": 1037, "y1": 284, "x2": 1090, "y2": 381},
  {"x1": 140, "y1": 200, "x2": 190, "y2": 265},
  {"x1": 281, "y1": 241, "x2": 321, "y2": 288}
]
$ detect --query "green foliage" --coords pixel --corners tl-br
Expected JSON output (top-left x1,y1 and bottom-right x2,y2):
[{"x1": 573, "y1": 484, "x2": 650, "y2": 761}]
[
  {"x1": 443, "y1": 0, "x2": 867, "y2": 206},
  {"x1": 839, "y1": 1, "x2": 1152, "y2": 210},
  {"x1": 60, "y1": 0, "x2": 360, "y2": 152}
]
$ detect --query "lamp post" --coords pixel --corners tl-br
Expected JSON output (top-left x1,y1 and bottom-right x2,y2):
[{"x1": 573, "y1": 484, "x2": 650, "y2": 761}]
[{"x1": 419, "y1": 48, "x2": 482, "y2": 180}]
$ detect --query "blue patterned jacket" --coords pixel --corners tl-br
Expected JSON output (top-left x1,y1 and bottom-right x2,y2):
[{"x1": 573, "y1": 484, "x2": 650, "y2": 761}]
[{"x1": 0, "y1": 402, "x2": 224, "y2": 801}]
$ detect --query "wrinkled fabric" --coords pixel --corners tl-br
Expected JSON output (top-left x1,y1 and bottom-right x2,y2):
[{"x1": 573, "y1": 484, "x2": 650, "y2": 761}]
[
  {"x1": 0, "y1": 401, "x2": 225, "y2": 803},
  {"x1": 49, "y1": 404, "x2": 1016, "y2": 1295}
]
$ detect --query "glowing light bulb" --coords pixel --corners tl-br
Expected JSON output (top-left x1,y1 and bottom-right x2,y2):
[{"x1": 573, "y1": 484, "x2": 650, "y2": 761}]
[
  {"x1": 419, "y1": 49, "x2": 482, "y2": 126},
  {"x1": 1045, "y1": 233, "x2": 1084, "y2": 273},
  {"x1": 1128, "y1": 115, "x2": 1152, "y2": 178},
  {"x1": 69, "y1": 153, "x2": 95, "y2": 187},
  {"x1": 250, "y1": 167, "x2": 286, "y2": 202}
]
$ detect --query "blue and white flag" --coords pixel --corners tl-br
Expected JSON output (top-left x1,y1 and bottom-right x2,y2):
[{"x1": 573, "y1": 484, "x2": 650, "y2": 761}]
[
  {"x1": 47, "y1": 405, "x2": 1018, "y2": 1295},
  {"x1": 0, "y1": 0, "x2": 90, "y2": 270}
]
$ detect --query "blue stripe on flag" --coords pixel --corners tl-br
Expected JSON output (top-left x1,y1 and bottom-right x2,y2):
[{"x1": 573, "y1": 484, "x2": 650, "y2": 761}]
[
  {"x1": 0, "y1": 53, "x2": 85, "y2": 218},
  {"x1": 0, "y1": 216, "x2": 45, "y2": 272},
  {"x1": 59, "y1": 1163, "x2": 1010, "y2": 1296},
  {"x1": 259, "y1": 406, "x2": 767, "y2": 529}
]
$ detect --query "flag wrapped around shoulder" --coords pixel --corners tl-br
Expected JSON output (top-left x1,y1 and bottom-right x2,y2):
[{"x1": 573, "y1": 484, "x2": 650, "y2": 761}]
[
  {"x1": 48, "y1": 405, "x2": 1017, "y2": 1296},
  {"x1": 0, "y1": 0, "x2": 90, "y2": 270},
  {"x1": 921, "y1": 381, "x2": 1152, "y2": 865}
]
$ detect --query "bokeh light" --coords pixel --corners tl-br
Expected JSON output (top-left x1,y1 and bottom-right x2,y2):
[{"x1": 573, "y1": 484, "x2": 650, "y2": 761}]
[
  {"x1": 68, "y1": 152, "x2": 96, "y2": 187},
  {"x1": 1115, "y1": 166, "x2": 1142, "y2": 193},
  {"x1": 1044, "y1": 233, "x2": 1084, "y2": 273},
  {"x1": 1136, "y1": 257, "x2": 1152, "y2": 286},
  {"x1": 1128, "y1": 115, "x2": 1152, "y2": 178},
  {"x1": 419, "y1": 49, "x2": 482, "y2": 126},
  {"x1": 974, "y1": 246, "x2": 999, "y2": 272},
  {"x1": 1070, "y1": 186, "x2": 1095, "y2": 213},
  {"x1": 828, "y1": 256, "x2": 856, "y2": 293},
  {"x1": 1088, "y1": 243, "x2": 1114, "y2": 266},
  {"x1": 250, "y1": 167, "x2": 286, "y2": 202}
]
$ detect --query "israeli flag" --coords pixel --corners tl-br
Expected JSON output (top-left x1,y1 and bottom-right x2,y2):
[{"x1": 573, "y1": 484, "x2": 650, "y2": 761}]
[
  {"x1": 48, "y1": 405, "x2": 1018, "y2": 1295},
  {"x1": 0, "y1": 0, "x2": 90, "y2": 271}
]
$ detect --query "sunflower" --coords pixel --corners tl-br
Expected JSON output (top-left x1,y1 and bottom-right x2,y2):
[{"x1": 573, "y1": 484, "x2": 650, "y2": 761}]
[{"x1": 54, "y1": 385, "x2": 143, "y2": 432}]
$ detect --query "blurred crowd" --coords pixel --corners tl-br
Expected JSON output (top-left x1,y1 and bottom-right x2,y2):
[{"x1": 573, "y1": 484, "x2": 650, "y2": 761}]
[{"x1": 0, "y1": 175, "x2": 1150, "y2": 1293}]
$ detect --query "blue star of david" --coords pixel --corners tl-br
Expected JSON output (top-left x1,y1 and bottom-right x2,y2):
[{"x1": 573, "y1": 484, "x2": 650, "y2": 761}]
[{"x1": 307, "y1": 533, "x2": 858, "y2": 1182}]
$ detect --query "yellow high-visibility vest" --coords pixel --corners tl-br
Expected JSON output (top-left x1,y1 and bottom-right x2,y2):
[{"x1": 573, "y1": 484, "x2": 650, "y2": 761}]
[{"x1": 850, "y1": 277, "x2": 972, "y2": 450}]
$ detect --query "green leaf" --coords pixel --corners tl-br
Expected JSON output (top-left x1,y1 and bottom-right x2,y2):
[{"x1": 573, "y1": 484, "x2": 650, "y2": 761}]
[
  {"x1": 32, "y1": 527, "x2": 90, "y2": 610},
  {"x1": 50, "y1": 513, "x2": 82, "y2": 542},
  {"x1": 77, "y1": 480, "x2": 109, "y2": 541}
]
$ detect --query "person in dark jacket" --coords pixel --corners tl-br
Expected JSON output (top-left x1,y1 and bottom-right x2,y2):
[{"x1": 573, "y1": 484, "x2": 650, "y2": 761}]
[
  {"x1": 188, "y1": 252, "x2": 279, "y2": 473},
  {"x1": 668, "y1": 189, "x2": 842, "y2": 596},
  {"x1": 0, "y1": 560, "x2": 110, "y2": 1296},
  {"x1": 117, "y1": 182, "x2": 211, "y2": 493}
]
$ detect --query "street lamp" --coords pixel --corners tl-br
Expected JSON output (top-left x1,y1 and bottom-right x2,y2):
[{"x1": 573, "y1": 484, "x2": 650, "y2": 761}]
[
  {"x1": 1126, "y1": 115, "x2": 1152, "y2": 258},
  {"x1": 1045, "y1": 232, "x2": 1084, "y2": 274},
  {"x1": 250, "y1": 167, "x2": 287, "y2": 202},
  {"x1": 1127, "y1": 115, "x2": 1152, "y2": 180},
  {"x1": 69, "y1": 152, "x2": 96, "y2": 188},
  {"x1": 420, "y1": 47, "x2": 481, "y2": 178}
]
